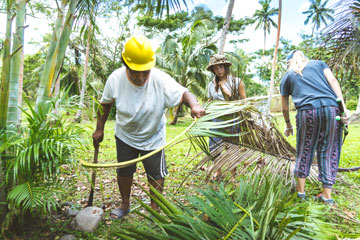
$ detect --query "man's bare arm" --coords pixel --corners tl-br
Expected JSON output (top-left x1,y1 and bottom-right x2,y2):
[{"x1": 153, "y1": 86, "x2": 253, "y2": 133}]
[
  {"x1": 92, "y1": 102, "x2": 114, "y2": 147},
  {"x1": 182, "y1": 91, "x2": 206, "y2": 118}
]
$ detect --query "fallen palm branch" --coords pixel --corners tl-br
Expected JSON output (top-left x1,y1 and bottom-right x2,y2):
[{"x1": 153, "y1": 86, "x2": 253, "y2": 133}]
[{"x1": 186, "y1": 98, "x2": 321, "y2": 185}]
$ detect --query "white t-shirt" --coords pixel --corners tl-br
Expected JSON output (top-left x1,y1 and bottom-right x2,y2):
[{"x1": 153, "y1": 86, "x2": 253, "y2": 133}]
[
  {"x1": 207, "y1": 77, "x2": 241, "y2": 100},
  {"x1": 101, "y1": 67, "x2": 188, "y2": 150}
]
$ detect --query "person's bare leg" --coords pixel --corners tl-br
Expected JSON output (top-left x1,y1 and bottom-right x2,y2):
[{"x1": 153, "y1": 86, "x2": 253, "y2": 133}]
[
  {"x1": 117, "y1": 175, "x2": 133, "y2": 210},
  {"x1": 296, "y1": 177, "x2": 306, "y2": 193},
  {"x1": 322, "y1": 187, "x2": 332, "y2": 199},
  {"x1": 148, "y1": 178, "x2": 164, "y2": 211},
  {"x1": 109, "y1": 175, "x2": 132, "y2": 219}
]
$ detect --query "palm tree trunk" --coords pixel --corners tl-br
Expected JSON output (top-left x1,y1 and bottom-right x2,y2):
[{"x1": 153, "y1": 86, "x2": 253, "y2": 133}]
[
  {"x1": 17, "y1": 52, "x2": 24, "y2": 127},
  {"x1": 170, "y1": 105, "x2": 182, "y2": 125},
  {"x1": 0, "y1": 155, "x2": 6, "y2": 225},
  {"x1": 0, "y1": 0, "x2": 14, "y2": 227},
  {"x1": 54, "y1": 75, "x2": 61, "y2": 114},
  {"x1": 35, "y1": 0, "x2": 77, "y2": 114},
  {"x1": 75, "y1": 24, "x2": 92, "y2": 122},
  {"x1": 218, "y1": 0, "x2": 235, "y2": 54},
  {"x1": 8, "y1": 0, "x2": 26, "y2": 128},
  {"x1": 356, "y1": 93, "x2": 360, "y2": 113},
  {"x1": 311, "y1": 24, "x2": 315, "y2": 37},
  {"x1": 266, "y1": 0, "x2": 282, "y2": 114},
  {"x1": 0, "y1": 1, "x2": 13, "y2": 130},
  {"x1": 35, "y1": 0, "x2": 65, "y2": 113},
  {"x1": 262, "y1": 29, "x2": 266, "y2": 63}
]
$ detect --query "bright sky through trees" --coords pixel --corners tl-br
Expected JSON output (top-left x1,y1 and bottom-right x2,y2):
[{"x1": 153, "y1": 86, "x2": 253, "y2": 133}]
[
  {"x1": 0, "y1": 0, "x2": 338, "y2": 55},
  {"x1": 191, "y1": 0, "x2": 338, "y2": 53}
]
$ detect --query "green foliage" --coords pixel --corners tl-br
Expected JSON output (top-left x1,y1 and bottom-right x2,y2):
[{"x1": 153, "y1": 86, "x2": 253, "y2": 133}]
[
  {"x1": 191, "y1": 4, "x2": 214, "y2": 22},
  {"x1": 214, "y1": 16, "x2": 255, "y2": 34},
  {"x1": 156, "y1": 19, "x2": 217, "y2": 101},
  {"x1": 7, "y1": 182, "x2": 64, "y2": 215},
  {"x1": 23, "y1": 52, "x2": 46, "y2": 100},
  {"x1": 136, "y1": 0, "x2": 189, "y2": 17},
  {"x1": 321, "y1": 0, "x2": 360, "y2": 94},
  {"x1": 115, "y1": 175, "x2": 339, "y2": 239},
  {"x1": 137, "y1": 11, "x2": 191, "y2": 32},
  {"x1": 27, "y1": 1, "x2": 53, "y2": 18},
  {"x1": 0, "y1": 96, "x2": 88, "y2": 227},
  {"x1": 346, "y1": 100, "x2": 358, "y2": 110},
  {"x1": 243, "y1": 77, "x2": 267, "y2": 97},
  {"x1": 225, "y1": 50, "x2": 267, "y2": 97}
]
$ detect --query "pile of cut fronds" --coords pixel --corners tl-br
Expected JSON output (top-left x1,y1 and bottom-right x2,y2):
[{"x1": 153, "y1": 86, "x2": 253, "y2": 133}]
[{"x1": 186, "y1": 98, "x2": 319, "y2": 184}]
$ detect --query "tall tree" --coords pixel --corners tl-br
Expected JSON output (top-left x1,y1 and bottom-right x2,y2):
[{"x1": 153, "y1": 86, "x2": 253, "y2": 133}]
[
  {"x1": 253, "y1": 0, "x2": 278, "y2": 59},
  {"x1": 0, "y1": 0, "x2": 13, "y2": 130},
  {"x1": 74, "y1": 23, "x2": 92, "y2": 122},
  {"x1": 302, "y1": 0, "x2": 334, "y2": 36},
  {"x1": 266, "y1": 0, "x2": 282, "y2": 114},
  {"x1": 218, "y1": 0, "x2": 235, "y2": 54},
  {"x1": 35, "y1": 0, "x2": 82, "y2": 113},
  {"x1": 7, "y1": 0, "x2": 27, "y2": 127}
]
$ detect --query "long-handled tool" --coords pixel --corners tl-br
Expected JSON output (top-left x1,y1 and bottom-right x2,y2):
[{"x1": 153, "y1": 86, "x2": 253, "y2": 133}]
[
  {"x1": 335, "y1": 98, "x2": 349, "y2": 142},
  {"x1": 88, "y1": 145, "x2": 99, "y2": 206}
]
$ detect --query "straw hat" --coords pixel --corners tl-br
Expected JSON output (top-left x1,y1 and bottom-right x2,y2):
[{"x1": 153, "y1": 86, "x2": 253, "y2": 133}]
[{"x1": 206, "y1": 54, "x2": 232, "y2": 71}]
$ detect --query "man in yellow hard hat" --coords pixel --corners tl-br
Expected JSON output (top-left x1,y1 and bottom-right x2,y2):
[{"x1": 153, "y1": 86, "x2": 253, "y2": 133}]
[{"x1": 92, "y1": 35, "x2": 205, "y2": 220}]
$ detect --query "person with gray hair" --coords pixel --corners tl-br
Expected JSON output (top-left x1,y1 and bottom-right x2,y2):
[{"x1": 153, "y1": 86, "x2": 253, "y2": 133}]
[{"x1": 280, "y1": 50, "x2": 349, "y2": 205}]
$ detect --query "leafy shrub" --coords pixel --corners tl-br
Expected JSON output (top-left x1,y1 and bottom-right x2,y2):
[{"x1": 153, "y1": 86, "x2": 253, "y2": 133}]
[
  {"x1": 0, "y1": 98, "x2": 88, "y2": 229},
  {"x1": 346, "y1": 100, "x2": 358, "y2": 111}
]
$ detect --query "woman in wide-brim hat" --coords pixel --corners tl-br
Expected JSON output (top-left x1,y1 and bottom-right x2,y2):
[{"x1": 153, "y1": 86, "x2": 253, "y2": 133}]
[
  {"x1": 205, "y1": 54, "x2": 246, "y2": 180},
  {"x1": 207, "y1": 54, "x2": 246, "y2": 101}
]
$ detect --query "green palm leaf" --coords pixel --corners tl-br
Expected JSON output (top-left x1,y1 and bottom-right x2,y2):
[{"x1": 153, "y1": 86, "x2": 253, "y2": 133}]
[
  {"x1": 7, "y1": 182, "x2": 64, "y2": 215},
  {"x1": 116, "y1": 174, "x2": 339, "y2": 239}
]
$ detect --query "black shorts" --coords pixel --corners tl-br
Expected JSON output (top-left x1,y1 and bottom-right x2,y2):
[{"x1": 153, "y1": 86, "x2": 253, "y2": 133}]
[{"x1": 115, "y1": 136, "x2": 168, "y2": 180}]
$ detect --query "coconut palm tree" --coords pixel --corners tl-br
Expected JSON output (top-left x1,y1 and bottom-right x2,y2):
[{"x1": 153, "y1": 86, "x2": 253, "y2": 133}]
[
  {"x1": 302, "y1": 0, "x2": 334, "y2": 36},
  {"x1": 253, "y1": 0, "x2": 278, "y2": 59},
  {"x1": 218, "y1": 0, "x2": 235, "y2": 54},
  {"x1": 266, "y1": 0, "x2": 282, "y2": 114}
]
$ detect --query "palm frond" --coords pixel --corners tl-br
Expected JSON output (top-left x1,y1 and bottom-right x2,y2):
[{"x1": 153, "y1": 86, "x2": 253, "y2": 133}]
[
  {"x1": 186, "y1": 98, "x2": 310, "y2": 184},
  {"x1": 115, "y1": 174, "x2": 340, "y2": 239},
  {"x1": 7, "y1": 182, "x2": 64, "y2": 215},
  {"x1": 321, "y1": 0, "x2": 360, "y2": 73}
]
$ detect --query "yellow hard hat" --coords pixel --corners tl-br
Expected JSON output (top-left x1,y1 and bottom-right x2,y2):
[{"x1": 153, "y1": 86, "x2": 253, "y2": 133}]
[{"x1": 122, "y1": 35, "x2": 156, "y2": 71}]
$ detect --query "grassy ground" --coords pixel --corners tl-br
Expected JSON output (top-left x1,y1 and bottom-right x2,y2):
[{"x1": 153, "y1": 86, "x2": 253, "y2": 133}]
[{"x1": 8, "y1": 111, "x2": 360, "y2": 239}]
